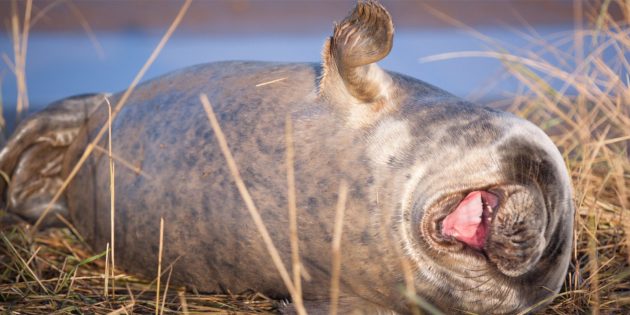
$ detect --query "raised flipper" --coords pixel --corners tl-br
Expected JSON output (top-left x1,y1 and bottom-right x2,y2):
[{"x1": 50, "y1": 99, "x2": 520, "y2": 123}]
[
  {"x1": 0, "y1": 93, "x2": 107, "y2": 227},
  {"x1": 320, "y1": 0, "x2": 396, "y2": 126}
]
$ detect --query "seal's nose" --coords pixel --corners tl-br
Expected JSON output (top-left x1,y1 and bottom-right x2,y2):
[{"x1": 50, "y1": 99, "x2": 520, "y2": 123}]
[{"x1": 485, "y1": 185, "x2": 547, "y2": 277}]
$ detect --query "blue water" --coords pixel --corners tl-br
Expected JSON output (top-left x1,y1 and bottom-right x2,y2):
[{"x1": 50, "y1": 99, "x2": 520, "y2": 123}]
[{"x1": 0, "y1": 25, "x2": 576, "y2": 129}]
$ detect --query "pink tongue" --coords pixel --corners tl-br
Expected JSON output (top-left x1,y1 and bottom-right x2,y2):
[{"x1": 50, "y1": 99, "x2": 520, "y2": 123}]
[{"x1": 441, "y1": 191, "x2": 491, "y2": 250}]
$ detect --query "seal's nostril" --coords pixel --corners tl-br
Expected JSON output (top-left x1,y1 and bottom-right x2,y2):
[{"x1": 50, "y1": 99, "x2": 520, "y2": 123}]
[{"x1": 485, "y1": 185, "x2": 548, "y2": 277}]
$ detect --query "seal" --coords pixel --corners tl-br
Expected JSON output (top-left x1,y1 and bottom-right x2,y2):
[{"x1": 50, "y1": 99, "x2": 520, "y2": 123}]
[{"x1": 0, "y1": 1, "x2": 574, "y2": 314}]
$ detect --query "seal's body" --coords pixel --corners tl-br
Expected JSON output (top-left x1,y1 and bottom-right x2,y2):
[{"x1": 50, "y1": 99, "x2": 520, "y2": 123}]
[{"x1": 0, "y1": 2, "x2": 574, "y2": 314}]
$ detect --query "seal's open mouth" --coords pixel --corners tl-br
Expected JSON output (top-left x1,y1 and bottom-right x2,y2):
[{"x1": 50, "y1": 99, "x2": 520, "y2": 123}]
[
  {"x1": 423, "y1": 185, "x2": 550, "y2": 277},
  {"x1": 440, "y1": 191, "x2": 499, "y2": 250}
]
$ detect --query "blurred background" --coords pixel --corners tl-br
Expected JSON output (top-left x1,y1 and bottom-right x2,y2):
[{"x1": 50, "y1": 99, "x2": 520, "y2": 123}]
[{"x1": 0, "y1": 0, "x2": 617, "y2": 131}]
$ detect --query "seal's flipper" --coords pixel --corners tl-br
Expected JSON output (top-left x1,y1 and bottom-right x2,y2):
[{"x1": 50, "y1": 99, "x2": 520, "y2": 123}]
[
  {"x1": 321, "y1": 0, "x2": 395, "y2": 111},
  {"x1": 0, "y1": 93, "x2": 106, "y2": 227}
]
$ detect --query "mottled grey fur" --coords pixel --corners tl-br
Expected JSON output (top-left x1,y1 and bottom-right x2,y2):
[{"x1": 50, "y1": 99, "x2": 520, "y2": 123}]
[{"x1": 0, "y1": 2, "x2": 573, "y2": 314}]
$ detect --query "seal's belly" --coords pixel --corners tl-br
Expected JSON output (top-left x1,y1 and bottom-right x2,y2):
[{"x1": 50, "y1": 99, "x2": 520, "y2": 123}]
[{"x1": 63, "y1": 62, "x2": 401, "y2": 300}]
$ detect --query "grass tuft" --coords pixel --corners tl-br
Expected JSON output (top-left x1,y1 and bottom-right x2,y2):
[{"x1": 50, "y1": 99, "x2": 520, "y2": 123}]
[
  {"x1": 500, "y1": 2, "x2": 630, "y2": 314},
  {"x1": 0, "y1": 226, "x2": 276, "y2": 314}
]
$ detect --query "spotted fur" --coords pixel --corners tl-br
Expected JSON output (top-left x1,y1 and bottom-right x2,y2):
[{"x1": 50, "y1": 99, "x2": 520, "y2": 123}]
[{"x1": 0, "y1": 2, "x2": 573, "y2": 314}]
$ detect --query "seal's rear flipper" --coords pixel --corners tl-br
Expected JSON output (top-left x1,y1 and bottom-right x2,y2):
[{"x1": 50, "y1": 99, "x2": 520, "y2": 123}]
[
  {"x1": 0, "y1": 93, "x2": 107, "y2": 228},
  {"x1": 321, "y1": 0, "x2": 395, "y2": 123}
]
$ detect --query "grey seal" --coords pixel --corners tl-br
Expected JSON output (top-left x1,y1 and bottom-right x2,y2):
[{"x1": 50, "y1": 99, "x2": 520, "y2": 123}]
[{"x1": 0, "y1": 1, "x2": 574, "y2": 314}]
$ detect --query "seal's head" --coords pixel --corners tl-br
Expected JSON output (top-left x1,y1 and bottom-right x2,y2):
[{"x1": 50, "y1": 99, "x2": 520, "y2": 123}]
[
  {"x1": 320, "y1": 1, "x2": 574, "y2": 313},
  {"x1": 404, "y1": 109, "x2": 574, "y2": 313}
]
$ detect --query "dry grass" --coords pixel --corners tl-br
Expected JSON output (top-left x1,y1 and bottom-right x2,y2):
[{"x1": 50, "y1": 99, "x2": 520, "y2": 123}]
[
  {"x1": 9, "y1": 0, "x2": 31, "y2": 121},
  {"x1": 517, "y1": 10, "x2": 628, "y2": 315},
  {"x1": 496, "y1": 2, "x2": 630, "y2": 314},
  {"x1": 0, "y1": 226, "x2": 276, "y2": 314},
  {"x1": 1, "y1": 1, "x2": 630, "y2": 314}
]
